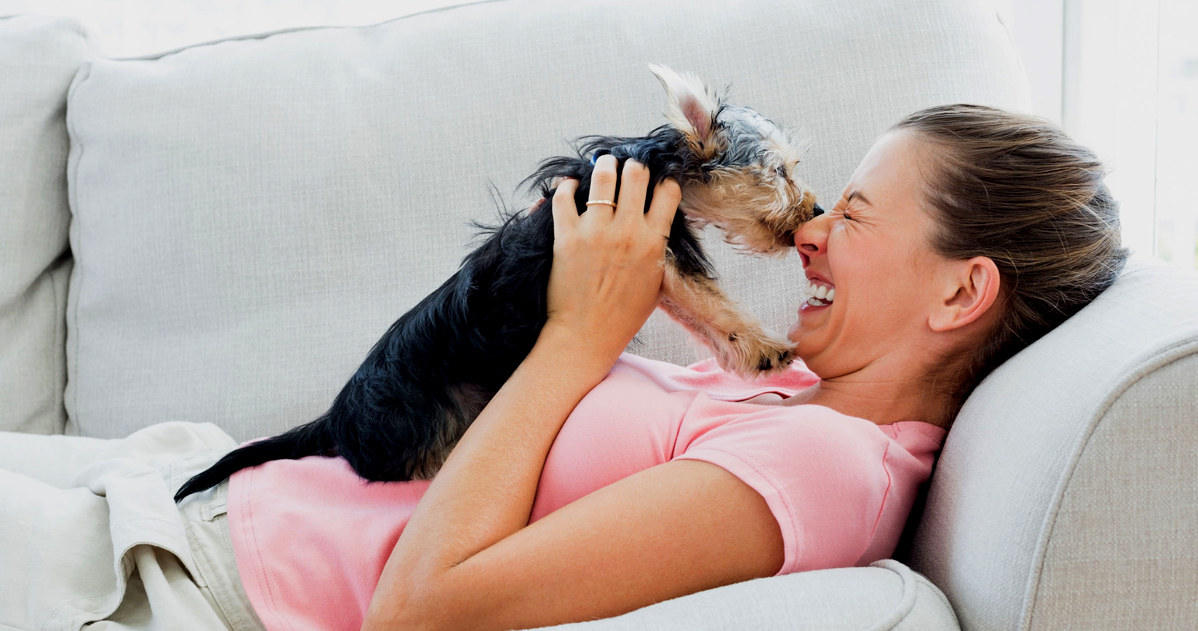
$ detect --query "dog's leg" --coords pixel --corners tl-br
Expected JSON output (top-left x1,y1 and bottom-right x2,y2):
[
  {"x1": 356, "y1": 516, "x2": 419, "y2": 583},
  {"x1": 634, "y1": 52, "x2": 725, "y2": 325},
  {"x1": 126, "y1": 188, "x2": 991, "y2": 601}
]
[{"x1": 658, "y1": 254, "x2": 794, "y2": 378}]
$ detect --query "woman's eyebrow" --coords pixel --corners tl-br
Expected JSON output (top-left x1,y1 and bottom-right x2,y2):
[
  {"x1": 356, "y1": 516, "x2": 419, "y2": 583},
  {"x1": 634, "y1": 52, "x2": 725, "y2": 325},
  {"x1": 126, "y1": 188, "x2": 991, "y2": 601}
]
[{"x1": 847, "y1": 190, "x2": 871, "y2": 205}]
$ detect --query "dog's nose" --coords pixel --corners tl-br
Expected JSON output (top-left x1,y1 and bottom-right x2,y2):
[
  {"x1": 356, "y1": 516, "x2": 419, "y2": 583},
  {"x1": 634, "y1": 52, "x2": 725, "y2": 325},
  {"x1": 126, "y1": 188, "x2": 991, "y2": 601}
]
[{"x1": 811, "y1": 203, "x2": 825, "y2": 217}]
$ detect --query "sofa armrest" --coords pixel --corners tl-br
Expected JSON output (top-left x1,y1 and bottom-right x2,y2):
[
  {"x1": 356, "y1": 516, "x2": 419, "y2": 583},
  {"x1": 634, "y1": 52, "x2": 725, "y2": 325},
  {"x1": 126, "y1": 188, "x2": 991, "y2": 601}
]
[{"x1": 534, "y1": 560, "x2": 959, "y2": 631}]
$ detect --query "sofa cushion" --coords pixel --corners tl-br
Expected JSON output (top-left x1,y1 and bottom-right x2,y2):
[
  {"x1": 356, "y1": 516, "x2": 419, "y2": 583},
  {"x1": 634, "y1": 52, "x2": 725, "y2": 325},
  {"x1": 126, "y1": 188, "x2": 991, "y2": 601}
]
[
  {"x1": 535, "y1": 560, "x2": 959, "y2": 630},
  {"x1": 63, "y1": 0, "x2": 1028, "y2": 440},
  {"x1": 0, "y1": 15, "x2": 94, "y2": 434},
  {"x1": 912, "y1": 257, "x2": 1198, "y2": 630}
]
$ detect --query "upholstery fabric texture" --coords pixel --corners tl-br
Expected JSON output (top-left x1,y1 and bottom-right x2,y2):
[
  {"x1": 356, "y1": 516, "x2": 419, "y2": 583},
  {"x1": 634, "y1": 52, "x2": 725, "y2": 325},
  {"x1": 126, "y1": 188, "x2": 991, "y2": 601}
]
[{"x1": 0, "y1": 15, "x2": 93, "y2": 434}]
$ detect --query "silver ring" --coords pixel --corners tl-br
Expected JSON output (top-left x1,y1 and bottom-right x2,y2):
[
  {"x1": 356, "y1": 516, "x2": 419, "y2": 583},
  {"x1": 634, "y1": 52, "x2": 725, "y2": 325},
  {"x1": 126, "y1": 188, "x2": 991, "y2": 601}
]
[{"x1": 585, "y1": 199, "x2": 617, "y2": 209}]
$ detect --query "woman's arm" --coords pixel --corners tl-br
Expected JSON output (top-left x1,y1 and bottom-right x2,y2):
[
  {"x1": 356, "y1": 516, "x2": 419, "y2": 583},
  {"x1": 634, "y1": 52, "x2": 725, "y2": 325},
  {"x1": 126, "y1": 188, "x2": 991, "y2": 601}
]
[{"x1": 362, "y1": 157, "x2": 783, "y2": 631}]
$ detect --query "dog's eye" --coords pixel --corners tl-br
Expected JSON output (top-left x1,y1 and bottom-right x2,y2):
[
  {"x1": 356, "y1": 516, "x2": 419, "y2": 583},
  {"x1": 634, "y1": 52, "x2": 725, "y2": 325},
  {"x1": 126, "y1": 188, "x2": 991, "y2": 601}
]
[{"x1": 775, "y1": 165, "x2": 787, "y2": 179}]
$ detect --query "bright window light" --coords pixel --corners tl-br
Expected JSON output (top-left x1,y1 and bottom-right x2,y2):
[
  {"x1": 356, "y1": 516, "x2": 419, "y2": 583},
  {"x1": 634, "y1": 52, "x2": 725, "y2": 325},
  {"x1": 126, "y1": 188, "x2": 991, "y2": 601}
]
[{"x1": 1064, "y1": 0, "x2": 1197, "y2": 268}]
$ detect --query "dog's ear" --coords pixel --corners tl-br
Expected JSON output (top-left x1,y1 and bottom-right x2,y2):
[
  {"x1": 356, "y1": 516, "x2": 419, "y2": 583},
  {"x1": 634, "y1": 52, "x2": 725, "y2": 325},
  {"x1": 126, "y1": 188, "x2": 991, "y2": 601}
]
[{"x1": 649, "y1": 64, "x2": 723, "y2": 159}]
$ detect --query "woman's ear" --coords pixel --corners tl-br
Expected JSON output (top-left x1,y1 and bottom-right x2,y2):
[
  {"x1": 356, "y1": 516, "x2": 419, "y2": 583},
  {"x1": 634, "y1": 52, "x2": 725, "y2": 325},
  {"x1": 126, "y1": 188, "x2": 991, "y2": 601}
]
[{"x1": 928, "y1": 256, "x2": 1002, "y2": 332}]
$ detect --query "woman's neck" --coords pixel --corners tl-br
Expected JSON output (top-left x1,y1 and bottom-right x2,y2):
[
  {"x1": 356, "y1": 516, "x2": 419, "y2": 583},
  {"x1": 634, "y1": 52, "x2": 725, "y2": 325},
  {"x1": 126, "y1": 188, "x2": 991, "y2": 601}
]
[{"x1": 793, "y1": 355, "x2": 956, "y2": 428}]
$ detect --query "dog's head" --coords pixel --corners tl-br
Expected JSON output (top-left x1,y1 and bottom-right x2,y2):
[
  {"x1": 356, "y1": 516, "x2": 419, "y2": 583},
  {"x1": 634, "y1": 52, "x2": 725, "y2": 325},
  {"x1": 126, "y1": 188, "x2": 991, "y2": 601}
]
[
  {"x1": 649, "y1": 64, "x2": 820, "y2": 254},
  {"x1": 525, "y1": 66, "x2": 819, "y2": 254}
]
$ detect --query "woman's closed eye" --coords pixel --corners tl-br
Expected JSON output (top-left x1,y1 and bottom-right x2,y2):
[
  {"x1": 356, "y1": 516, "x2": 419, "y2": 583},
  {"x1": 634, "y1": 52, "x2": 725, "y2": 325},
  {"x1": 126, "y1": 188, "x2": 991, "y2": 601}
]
[
  {"x1": 836, "y1": 190, "x2": 870, "y2": 223},
  {"x1": 828, "y1": 205, "x2": 856, "y2": 222}
]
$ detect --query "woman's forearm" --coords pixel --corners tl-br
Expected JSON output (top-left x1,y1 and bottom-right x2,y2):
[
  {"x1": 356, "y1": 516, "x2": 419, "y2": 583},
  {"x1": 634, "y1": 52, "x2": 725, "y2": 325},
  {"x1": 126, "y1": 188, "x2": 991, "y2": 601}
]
[{"x1": 362, "y1": 323, "x2": 614, "y2": 630}]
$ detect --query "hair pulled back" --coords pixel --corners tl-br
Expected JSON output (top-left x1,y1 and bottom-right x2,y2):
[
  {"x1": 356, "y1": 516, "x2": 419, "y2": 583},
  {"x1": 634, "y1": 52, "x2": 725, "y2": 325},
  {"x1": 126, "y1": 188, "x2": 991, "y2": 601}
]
[{"x1": 894, "y1": 104, "x2": 1128, "y2": 409}]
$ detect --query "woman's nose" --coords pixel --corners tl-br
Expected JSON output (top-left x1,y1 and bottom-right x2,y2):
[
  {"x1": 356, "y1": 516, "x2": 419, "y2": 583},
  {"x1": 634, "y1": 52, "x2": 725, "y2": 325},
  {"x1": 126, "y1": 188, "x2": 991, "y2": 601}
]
[{"x1": 793, "y1": 213, "x2": 830, "y2": 266}]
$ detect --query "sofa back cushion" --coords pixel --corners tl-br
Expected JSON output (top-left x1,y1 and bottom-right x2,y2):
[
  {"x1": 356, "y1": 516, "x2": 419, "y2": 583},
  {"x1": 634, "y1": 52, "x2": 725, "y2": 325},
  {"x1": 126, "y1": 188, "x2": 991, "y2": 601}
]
[
  {"x1": 912, "y1": 257, "x2": 1198, "y2": 630},
  {"x1": 0, "y1": 15, "x2": 94, "y2": 434},
  {"x1": 63, "y1": 0, "x2": 1028, "y2": 442}
]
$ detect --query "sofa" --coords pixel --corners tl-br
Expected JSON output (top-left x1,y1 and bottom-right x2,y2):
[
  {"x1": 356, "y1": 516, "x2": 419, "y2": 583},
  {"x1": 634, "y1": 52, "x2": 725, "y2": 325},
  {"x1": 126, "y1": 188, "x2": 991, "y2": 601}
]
[{"x1": 3, "y1": 1, "x2": 1196, "y2": 629}]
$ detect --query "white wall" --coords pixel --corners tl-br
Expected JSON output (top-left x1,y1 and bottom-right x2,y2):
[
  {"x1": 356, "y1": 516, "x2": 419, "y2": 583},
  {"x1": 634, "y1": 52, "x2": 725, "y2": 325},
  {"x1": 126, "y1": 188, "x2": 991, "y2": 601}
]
[{"x1": 1003, "y1": 0, "x2": 1065, "y2": 123}]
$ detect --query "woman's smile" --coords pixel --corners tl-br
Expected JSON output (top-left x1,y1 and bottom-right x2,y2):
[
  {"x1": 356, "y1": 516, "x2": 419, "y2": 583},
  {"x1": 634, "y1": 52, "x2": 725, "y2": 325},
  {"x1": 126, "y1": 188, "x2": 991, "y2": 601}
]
[
  {"x1": 789, "y1": 274, "x2": 835, "y2": 344},
  {"x1": 803, "y1": 277, "x2": 837, "y2": 309}
]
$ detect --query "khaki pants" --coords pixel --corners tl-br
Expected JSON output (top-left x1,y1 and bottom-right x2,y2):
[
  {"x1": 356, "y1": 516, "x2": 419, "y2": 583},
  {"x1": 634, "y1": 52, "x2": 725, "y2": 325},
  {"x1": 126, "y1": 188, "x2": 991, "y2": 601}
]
[{"x1": 0, "y1": 423, "x2": 266, "y2": 631}]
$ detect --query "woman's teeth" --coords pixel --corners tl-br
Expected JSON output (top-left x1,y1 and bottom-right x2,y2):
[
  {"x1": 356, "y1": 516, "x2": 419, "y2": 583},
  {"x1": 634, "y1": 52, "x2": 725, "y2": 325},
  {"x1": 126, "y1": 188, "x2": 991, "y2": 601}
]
[{"x1": 807, "y1": 285, "x2": 835, "y2": 307}]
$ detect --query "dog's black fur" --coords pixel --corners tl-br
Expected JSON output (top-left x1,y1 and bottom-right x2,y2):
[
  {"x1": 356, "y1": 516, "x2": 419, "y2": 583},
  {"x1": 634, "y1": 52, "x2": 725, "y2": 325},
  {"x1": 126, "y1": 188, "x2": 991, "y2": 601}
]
[{"x1": 174, "y1": 128, "x2": 723, "y2": 501}]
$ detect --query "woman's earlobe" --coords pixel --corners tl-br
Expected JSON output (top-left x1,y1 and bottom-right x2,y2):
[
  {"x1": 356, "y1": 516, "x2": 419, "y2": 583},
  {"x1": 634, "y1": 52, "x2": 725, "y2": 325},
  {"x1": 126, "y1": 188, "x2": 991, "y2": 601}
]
[{"x1": 928, "y1": 257, "x2": 1001, "y2": 332}]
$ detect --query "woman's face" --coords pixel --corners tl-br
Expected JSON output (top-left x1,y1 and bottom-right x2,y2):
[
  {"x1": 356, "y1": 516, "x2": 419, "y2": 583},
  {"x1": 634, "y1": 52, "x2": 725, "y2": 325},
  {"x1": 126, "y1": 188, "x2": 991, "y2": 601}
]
[{"x1": 788, "y1": 129, "x2": 952, "y2": 379}]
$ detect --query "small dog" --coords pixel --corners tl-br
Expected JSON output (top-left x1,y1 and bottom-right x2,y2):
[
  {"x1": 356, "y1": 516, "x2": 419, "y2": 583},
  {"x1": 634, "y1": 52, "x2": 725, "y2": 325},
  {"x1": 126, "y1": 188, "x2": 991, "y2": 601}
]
[{"x1": 175, "y1": 65, "x2": 819, "y2": 501}]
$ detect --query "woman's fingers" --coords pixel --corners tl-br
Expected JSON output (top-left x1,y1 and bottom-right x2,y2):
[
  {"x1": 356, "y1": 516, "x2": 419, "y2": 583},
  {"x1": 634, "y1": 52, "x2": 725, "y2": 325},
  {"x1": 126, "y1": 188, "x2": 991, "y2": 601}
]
[
  {"x1": 551, "y1": 177, "x2": 580, "y2": 242},
  {"x1": 647, "y1": 177, "x2": 681, "y2": 238},
  {"x1": 561, "y1": 155, "x2": 678, "y2": 244},
  {"x1": 613, "y1": 159, "x2": 649, "y2": 228},
  {"x1": 582, "y1": 154, "x2": 619, "y2": 224}
]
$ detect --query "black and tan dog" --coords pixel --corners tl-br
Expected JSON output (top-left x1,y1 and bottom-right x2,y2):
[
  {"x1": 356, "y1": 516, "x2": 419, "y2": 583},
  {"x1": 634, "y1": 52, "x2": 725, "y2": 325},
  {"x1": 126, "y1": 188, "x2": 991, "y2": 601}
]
[{"x1": 175, "y1": 66, "x2": 820, "y2": 501}]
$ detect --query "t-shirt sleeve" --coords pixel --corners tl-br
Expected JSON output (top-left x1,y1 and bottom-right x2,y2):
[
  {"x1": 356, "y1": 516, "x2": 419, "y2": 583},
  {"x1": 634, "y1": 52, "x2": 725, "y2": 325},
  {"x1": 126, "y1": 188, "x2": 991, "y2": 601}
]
[{"x1": 672, "y1": 400, "x2": 894, "y2": 575}]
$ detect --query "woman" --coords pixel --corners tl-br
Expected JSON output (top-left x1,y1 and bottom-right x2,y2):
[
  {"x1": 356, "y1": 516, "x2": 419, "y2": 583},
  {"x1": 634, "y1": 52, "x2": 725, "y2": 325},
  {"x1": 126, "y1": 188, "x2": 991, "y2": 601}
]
[{"x1": 0, "y1": 105, "x2": 1126, "y2": 631}]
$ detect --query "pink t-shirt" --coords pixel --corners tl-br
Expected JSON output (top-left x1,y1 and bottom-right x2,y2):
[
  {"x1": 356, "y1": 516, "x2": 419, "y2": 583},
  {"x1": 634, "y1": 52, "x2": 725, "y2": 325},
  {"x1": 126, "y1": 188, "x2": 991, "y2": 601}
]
[{"x1": 227, "y1": 354, "x2": 945, "y2": 631}]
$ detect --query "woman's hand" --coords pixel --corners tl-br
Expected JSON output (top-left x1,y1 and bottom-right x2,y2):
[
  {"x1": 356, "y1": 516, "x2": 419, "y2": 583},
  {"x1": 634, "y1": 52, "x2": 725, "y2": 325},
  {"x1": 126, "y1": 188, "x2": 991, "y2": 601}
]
[{"x1": 544, "y1": 155, "x2": 680, "y2": 370}]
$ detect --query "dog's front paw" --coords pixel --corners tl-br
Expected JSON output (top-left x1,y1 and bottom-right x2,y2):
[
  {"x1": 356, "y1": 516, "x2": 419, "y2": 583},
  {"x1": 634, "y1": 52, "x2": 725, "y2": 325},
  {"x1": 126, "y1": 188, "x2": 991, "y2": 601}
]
[{"x1": 715, "y1": 328, "x2": 796, "y2": 379}]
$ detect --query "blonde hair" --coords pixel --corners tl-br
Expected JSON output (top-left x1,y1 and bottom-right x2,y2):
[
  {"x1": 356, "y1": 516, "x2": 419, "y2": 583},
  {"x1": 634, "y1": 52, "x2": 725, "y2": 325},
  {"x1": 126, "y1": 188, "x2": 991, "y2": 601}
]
[{"x1": 894, "y1": 104, "x2": 1128, "y2": 411}]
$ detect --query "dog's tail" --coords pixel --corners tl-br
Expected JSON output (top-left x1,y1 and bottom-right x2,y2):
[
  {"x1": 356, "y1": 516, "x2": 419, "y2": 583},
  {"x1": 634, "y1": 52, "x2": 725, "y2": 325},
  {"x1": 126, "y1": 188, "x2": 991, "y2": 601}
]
[{"x1": 173, "y1": 419, "x2": 331, "y2": 502}]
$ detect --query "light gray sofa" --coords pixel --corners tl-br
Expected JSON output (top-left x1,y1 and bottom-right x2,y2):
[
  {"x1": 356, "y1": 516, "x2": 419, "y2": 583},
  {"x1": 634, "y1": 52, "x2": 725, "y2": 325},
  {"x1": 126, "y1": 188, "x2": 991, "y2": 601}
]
[{"x1": 3, "y1": 1, "x2": 1195, "y2": 629}]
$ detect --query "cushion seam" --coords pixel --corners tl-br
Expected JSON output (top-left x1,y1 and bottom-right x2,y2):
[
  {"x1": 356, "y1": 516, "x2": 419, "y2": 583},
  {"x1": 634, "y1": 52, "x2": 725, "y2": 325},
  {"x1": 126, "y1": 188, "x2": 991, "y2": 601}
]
[
  {"x1": 64, "y1": 59, "x2": 92, "y2": 435},
  {"x1": 111, "y1": 0, "x2": 506, "y2": 61}
]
